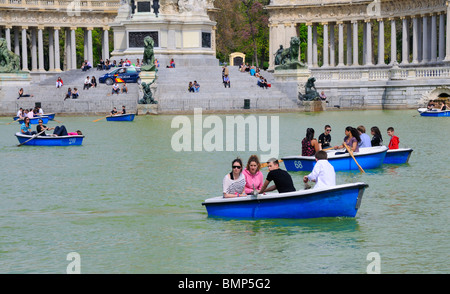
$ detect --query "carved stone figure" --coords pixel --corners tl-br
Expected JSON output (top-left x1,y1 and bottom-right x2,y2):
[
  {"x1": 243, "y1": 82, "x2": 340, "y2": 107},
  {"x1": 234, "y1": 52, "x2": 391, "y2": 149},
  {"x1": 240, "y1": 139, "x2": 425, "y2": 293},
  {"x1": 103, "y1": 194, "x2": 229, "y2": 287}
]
[
  {"x1": 274, "y1": 36, "x2": 306, "y2": 70},
  {"x1": 0, "y1": 38, "x2": 21, "y2": 73},
  {"x1": 141, "y1": 36, "x2": 156, "y2": 72},
  {"x1": 153, "y1": 0, "x2": 160, "y2": 17},
  {"x1": 139, "y1": 79, "x2": 158, "y2": 104},
  {"x1": 274, "y1": 45, "x2": 284, "y2": 65},
  {"x1": 298, "y1": 77, "x2": 320, "y2": 101}
]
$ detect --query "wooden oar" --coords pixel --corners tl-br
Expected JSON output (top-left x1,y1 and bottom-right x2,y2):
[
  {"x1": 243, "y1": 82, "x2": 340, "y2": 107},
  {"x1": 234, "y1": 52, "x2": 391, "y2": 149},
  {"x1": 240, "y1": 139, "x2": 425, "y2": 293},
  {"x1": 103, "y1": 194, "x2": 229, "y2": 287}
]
[
  {"x1": 343, "y1": 143, "x2": 365, "y2": 173},
  {"x1": 17, "y1": 130, "x2": 46, "y2": 147},
  {"x1": 260, "y1": 160, "x2": 284, "y2": 169},
  {"x1": 93, "y1": 115, "x2": 110, "y2": 123}
]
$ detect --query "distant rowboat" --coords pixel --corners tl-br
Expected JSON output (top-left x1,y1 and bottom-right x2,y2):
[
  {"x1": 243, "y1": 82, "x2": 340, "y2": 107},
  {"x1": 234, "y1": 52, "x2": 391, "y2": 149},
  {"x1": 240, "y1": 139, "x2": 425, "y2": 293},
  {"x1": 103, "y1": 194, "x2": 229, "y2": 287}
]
[
  {"x1": 282, "y1": 146, "x2": 388, "y2": 172},
  {"x1": 419, "y1": 110, "x2": 450, "y2": 117},
  {"x1": 17, "y1": 116, "x2": 49, "y2": 124},
  {"x1": 14, "y1": 113, "x2": 56, "y2": 121},
  {"x1": 106, "y1": 113, "x2": 135, "y2": 122}
]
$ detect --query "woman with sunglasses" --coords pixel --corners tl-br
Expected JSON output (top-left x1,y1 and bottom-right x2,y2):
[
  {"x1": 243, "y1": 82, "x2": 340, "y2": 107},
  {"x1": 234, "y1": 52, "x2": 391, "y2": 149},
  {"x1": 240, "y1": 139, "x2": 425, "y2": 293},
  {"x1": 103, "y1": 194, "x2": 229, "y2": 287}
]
[
  {"x1": 222, "y1": 158, "x2": 247, "y2": 198},
  {"x1": 20, "y1": 117, "x2": 36, "y2": 136},
  {"x1": 36, "y1": 119, "x2": 55, "y2": 136}
]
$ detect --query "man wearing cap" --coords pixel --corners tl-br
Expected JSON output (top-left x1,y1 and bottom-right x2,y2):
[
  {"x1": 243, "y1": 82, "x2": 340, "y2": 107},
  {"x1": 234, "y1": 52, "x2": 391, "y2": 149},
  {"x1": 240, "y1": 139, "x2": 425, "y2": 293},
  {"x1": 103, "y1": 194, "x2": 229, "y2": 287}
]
[{"x1": 259, "y1": 158, "x2": 296, "y2": 194}]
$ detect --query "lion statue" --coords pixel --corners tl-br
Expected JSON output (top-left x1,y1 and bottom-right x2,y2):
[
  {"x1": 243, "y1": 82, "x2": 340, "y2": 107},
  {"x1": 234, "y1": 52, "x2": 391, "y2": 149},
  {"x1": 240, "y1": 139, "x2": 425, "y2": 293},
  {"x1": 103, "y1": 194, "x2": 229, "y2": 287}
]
[
  {"x1": 298, "y1": 77, "x2": 320, "y2": 101},
  {"x1": 0, "y1": 38, "x2": 20, "y2": 73},
  {"x1": 275, "y1": 37, "x2": 306, "y2": 70},
  {"x1": 141, "y1": 36, "x2": 156, "y2": 72}
]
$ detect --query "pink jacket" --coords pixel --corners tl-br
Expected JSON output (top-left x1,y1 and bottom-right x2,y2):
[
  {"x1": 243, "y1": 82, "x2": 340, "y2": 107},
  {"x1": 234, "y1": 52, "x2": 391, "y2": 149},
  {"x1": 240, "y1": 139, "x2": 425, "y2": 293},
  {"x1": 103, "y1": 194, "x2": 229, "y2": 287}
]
[{"x1": 243, "y1": 168, "x2": 264, "y2": 194}]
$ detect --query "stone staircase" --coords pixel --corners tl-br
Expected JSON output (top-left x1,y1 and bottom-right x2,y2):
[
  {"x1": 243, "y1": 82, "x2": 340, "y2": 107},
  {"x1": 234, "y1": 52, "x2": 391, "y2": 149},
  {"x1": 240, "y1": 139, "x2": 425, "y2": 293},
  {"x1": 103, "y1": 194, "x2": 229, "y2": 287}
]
[
  {"x1": 154, "y1": 65, "x2": 299, "y2": 112},
  {"x1": 0, "y1": 68, "x2": 139, "y2": 115}
]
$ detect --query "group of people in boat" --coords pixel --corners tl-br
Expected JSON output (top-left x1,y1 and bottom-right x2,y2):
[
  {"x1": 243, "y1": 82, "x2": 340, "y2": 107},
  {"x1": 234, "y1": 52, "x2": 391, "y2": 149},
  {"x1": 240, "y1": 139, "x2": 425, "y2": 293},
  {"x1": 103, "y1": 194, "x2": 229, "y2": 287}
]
[
  {"x1": 110, "y1": 105, "x2": 127, "y2": 116},
  {"x1": 223, "y1": 152, "x2": 337, "y2": 198},
  {"x1": 427, "y1": 100, "x2": 448, "y2": 111},
  {"x1": 16, "y1": 106, "x2": 44, "y2": 120},
  {"x1": 20, "y1": 117, "x2": 82, "y2": 137},
  {"x1": 301, "y1": 124, "x2": 400, "y2": 156}
]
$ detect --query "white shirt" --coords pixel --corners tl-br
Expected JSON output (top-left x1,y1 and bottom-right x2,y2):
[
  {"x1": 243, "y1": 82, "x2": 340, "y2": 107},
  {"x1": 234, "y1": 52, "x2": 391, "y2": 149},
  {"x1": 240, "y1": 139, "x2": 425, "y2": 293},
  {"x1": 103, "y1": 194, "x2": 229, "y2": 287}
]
[
  {"x1": 359, "y1": 133, "x2": 372, "y2": 148},
  {"x1": 307, "y1": 160, "x2": 336, "y2": 189},
  {"x1": 38, "y1": 108, "x2": 44, "y2": 115},
  {"x1": 223, "y1": 173, "x2": 246, "y2": 195}
]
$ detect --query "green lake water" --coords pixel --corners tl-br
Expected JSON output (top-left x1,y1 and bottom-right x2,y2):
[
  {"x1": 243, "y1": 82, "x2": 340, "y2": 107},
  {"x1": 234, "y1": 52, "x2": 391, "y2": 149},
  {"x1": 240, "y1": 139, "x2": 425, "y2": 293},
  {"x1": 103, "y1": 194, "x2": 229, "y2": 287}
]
[{"x1": 0, "y1": 110, "x2": 448, "y2": 273}]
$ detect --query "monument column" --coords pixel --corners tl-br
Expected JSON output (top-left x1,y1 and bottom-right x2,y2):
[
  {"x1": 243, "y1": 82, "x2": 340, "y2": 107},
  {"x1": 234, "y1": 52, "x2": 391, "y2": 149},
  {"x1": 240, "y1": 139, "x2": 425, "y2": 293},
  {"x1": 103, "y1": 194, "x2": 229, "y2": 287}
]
[
  {"x1": 87, "y1": 27, "x2": 94, "y2": 66},
  {"x1": 337, "y1": 22, "x2": 344, "y2": 66},
  {"x1": 431, "y1": 14, "x2": 437, "y2": 62},
  {"x1": 5, "y1": 26, "x2": 11, "y2": 51},
  {"x1": 312, "y1": 24, "x2": 318, "y2": 67},
  {"x1": 390, "y1": 18, "x2": 397, "y2": 64},
  {"x1": 378, "y1": 19, "x2": 385, "y2": 65},
  {"x1": 54, "y1": 27, "x2": 61, "y2": 72},
  {"x1": 307, "y1": 23, "x2": 313, "y2": 68},
  {"x1": 65, "y1": 28, "x2": 71, "y2": 71},
  {"x1": 70, "y1": 27, "x2": 77, "y2": 69},
  {"x1": 14, "y1": 27, "x2": 20, "y2": 56},
  {"x1": 422, "y1": 15, "x2": 429, "y2": 63},
  {"x1": 446, "y1": 2, "x2": 450, "y2": 61},
  {"x1": 352, "y1": 21, "x2": 359, "y2": 66},
  {"x1": 322, "y1": 23, "x2": 329, "y2": 67},
  {"x1": 21, "y1": 27, "x2": 28, "y2": 71},
  {"x1": 365, "y1": 20, "x2": 373, "y2": 66},
  {"x1": 412, "y1": 16, "x2": 419, "y2": 64},
  {"x1": 439, "y1": 13, "x2": 445, "y2": 61},
  {"x1": 329, "y1": 23, "x2": 335, "y2": 67},
  {"x1": 38, "y1": 26, "x2": 45, "y2": 72},
  {"x1": 31, "y1": 28, "x2": 38, "y2": 71},
  {"x1": 346, "y1": 23, "x2": 352, "y2": 66},
  {"x1": 103, "y1": 27, "x2": 110, "y2": 60},
  {"x1": 48, "y1": 28, "x2": 54, "y2": 71},
  {"x1": 401, "y1": 17, "x2": 409, "y2": 64}
]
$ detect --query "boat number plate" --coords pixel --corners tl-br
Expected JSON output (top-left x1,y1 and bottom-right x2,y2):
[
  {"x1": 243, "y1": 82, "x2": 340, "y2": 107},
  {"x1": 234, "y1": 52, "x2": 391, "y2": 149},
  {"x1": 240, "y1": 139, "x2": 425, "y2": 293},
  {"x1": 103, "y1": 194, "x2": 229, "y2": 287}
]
[
  {"x1": 294, "y1": 161, "x2": 303, "y2": 169},
  {"x1": 69, "y1": 138, "x2": 76, "y2": 145}
]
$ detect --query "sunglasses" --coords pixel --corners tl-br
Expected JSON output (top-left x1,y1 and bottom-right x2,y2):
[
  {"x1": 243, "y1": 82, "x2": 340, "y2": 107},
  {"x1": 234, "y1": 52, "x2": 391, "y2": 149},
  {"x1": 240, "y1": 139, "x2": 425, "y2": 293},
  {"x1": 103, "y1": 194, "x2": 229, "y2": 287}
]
[
  {"x1": 232, "y1": 166, "x2": 242, "y2": 169},
  {"x1": 326, "y1": 129, "x2": 331, "y2": 132}
]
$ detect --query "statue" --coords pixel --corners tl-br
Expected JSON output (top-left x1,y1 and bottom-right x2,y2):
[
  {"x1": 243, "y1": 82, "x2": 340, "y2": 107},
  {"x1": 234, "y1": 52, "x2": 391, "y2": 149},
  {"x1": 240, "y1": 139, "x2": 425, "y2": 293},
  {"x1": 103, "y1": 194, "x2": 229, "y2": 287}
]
[
  {"x1": 152, "y1": 0, "x2": 160, "y2": 17},
  {"x1": 274, "y1": 36, "x2": 306, "y2": 70},
  {"x1": 0, "y1": 38, "x2": 21, "y2": 73},
  {"x1": 298, "y1": 77, "x2": 320, "y2": 101},
  {"x1": 139, "y1": 78, "x2": 158, "y2": 104},
  {"x1": 141, "y1": 36, "x2": 156, "y2": 72}
]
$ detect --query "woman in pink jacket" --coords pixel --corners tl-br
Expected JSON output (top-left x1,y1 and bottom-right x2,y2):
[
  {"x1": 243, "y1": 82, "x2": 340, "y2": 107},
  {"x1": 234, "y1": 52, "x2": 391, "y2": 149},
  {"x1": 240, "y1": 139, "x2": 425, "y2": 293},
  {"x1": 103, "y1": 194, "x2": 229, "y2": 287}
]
[{"x1": 243, "y1": 155, "x2": 264, "y2": 195}]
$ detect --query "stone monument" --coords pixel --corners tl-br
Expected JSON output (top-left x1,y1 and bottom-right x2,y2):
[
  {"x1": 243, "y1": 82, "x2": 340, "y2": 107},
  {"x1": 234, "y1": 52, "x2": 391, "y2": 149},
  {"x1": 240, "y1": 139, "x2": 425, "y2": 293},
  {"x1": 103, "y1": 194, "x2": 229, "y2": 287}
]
[
  {"x1": 0, "y1": 38, "x2": 31, "y2": 86},
  {"x1": 110, "y1": 0, "x2": 219, "y2": 67}
]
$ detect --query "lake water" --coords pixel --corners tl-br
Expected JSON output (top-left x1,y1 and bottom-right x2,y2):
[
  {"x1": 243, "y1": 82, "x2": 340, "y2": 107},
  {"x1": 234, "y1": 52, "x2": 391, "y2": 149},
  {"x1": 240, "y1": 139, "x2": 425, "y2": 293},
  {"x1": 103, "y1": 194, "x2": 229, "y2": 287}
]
[{"x1": 0, "y1": 110, "x2": 448, "y2": 274}]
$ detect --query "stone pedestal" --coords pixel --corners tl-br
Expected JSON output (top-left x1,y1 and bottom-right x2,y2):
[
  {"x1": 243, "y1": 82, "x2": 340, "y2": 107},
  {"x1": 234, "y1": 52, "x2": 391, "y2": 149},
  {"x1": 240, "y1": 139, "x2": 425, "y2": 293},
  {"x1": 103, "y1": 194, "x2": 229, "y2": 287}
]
[
  {"x1": 300, "y1": 101, "x2": 327, "y2": 112},
  {"x1": 137, "y1": 104, "x2": 159, "y2": 115},
  {"x1": 272, "y1": 68, "x2": 312, "y2": 101},
  {"x1": 0, "y1": 72, "x2": 31, "y2": 86}
]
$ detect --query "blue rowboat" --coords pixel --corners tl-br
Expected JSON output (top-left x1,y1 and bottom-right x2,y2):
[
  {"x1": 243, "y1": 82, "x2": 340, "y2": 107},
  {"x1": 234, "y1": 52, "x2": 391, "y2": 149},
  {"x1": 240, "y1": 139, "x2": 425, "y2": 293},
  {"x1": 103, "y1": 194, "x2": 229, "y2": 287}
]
[
  {"x1": 282, "y1": 146, "x2": 388, "y2": 172},
  {"x1": 14, "y1": 113, "x2": 56, "y2": 121},
  {"x1": 106, "y1": 113, "x2": 135, "y2": 122},
  {"x1": 17, "y1": 116, "x2": 49, "y2": 124},
  {"x1": 419, "y1": 110, "x2": 450, "y2": 117},
  {"x1": 202, "y1": 182, "x2": 369, "y2": 219},
  {"x1": 383, "y1": 148, "x2": 413, "y2": 164},
  {"x1": 15, "y1": 132, "x2": 84, "y2": 146}
]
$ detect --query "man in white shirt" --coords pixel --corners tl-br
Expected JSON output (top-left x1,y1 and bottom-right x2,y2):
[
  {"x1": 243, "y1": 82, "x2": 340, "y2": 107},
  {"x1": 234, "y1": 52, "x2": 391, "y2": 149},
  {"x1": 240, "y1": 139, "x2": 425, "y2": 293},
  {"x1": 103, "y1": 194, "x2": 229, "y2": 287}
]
[{"x1": 303, "y1": 151, "x2": 336, "y2": 189}]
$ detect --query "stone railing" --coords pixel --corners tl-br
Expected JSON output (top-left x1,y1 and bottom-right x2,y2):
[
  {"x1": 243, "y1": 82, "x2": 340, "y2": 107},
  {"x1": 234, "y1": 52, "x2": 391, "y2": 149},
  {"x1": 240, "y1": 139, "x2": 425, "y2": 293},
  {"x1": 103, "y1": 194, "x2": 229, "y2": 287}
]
[
  {"x1": 0, "y1": 0, "x2": 120, "y2": 12},
  {"x1": 312, "y1": 66, "x2": 450, "y2": 81}
]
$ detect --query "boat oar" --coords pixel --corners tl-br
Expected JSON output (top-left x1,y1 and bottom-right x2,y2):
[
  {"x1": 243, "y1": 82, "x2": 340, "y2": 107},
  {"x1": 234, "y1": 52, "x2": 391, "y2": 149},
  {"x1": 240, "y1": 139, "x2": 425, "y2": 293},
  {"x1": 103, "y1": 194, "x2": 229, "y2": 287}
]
[
  {"x1": 260, "y1": 160, "x2": 284, "y2": 169},
  {"x1": 93, "y1": 115, "x2": 109, "y2": 123},
  {"x1": 343, "y1": 143, "x2": 365, "y2": 173},
  {"x1": 17, "y1": 130, "x2": 46, "y2": 147}
]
